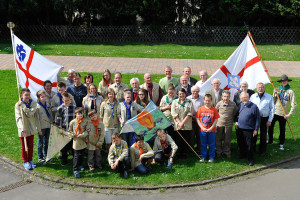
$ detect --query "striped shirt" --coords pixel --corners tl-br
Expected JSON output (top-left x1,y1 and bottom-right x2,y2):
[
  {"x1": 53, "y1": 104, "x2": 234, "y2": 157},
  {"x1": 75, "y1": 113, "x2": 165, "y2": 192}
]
[{"x1": 55, "y1": 104, "x2": 76, "y2": 129}]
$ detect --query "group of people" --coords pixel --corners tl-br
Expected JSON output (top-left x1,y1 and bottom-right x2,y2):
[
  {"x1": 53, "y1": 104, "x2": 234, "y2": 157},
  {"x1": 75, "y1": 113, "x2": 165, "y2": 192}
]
[{"x1": 15, "y1": 65, "x2": 297, "y2": 179}]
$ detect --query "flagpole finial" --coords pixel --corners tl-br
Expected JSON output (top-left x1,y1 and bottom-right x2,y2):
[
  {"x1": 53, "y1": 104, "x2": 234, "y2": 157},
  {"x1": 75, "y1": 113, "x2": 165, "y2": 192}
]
[{"x1": 7, "y1": 22, "x2": 15, "y2": 29}]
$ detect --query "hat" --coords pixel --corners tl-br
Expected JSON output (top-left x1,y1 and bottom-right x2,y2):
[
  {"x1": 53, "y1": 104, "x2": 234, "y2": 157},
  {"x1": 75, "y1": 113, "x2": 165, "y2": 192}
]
[{"x1": 277, "y1": 74, "x2": 292, "y2": 82}]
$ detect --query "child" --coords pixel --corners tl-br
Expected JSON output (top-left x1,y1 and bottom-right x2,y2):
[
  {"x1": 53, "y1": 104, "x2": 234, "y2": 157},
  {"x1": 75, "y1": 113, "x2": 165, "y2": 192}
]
[
  {"x1": 55, "y1": 92, "x2": 76, "y2": 166},
  {"x1": 69, "y1": 107, "x2": 88, "y2": 178},
  {"x1": 51, "y1": 81, "x2": 75, "y2": 117},
  {"x1": 196, "y1": 94, "x2": 220, "y2": 163},
  {"x1": 153, "y1": 129, "x2": 178, "y2": 169},
  {"x1": 118, "y1": 90, "x2": 143, "y2": 146},
  {"x1": 35, "y1": 90, "x2": 52, "y2": 164},
  {"x1": 15, "y1": 88, "x2": 37, "y2": 170},
  {"x1": 86, "y1": 109, "x2": 105, "y2": 172},
  {"x1": 82, "y1": 83, "x2": 103, "y2": 117},
  {"x1": 130, "y1": 135, "x2": 154, "y2": 174},
  {"x1": 108, "y1": 132, "x2": 130, "y2": 179}
]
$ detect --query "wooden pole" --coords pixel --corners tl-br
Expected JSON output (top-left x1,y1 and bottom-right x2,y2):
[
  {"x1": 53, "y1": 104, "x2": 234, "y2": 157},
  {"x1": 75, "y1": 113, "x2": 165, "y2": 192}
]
[
  {"x1": 247, "y1": 31, "x2": 296, "y2": 141},
  {"x1": 7, "y1": 22, "x2": 29, "y2": 152}
]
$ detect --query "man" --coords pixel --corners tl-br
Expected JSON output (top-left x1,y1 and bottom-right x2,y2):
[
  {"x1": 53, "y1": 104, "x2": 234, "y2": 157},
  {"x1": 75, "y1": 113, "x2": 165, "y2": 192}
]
[
  {"x1": 129, "y1": 78, "x2": 140, "y2": 101},
  {"x1": 159, "y1": 66, "x2": 180, "y2": 95},
  {"x1": 183, "y1": 66, "x2": 197, "y2": 86},
  {"x1": 235, "y1": 92, "x2": 260, "y2": 166},
  {"x1": 140, "y1": 73, "x2": 163, "y2": 106},
  {"x1": 215, "y1": 90, "x2": 237, "y2": 158},
  {"x1": 58, "y1": 68, "x2": 76, "y2": 88},
  {"x1": 250, "y1": 82, "x2": 275, "y2": 156},
  {"x1": 175, "y1": 75, "x2": 192, "y2": 97},
  {"x1": 109, "y1": 72, "x2": 129, "y2": 102},
  {"x1": 67, "y1": 72, "x2": 87, "y2": 108},
  {"x1": 205, "y1": 78, "x2": 223, "y2": 107},
  {"x1": 187, "y1": 85, "x2": 204, "y2": 153},
  {"x1": 196, "y1": 70, "x2": 208, "y2": 88},
  {"x1": 233, "y1": 81, "x2": 255, "y2": 107},
  {"x1": 268, "y1": 74, "x2": 297, "y2": 150}
]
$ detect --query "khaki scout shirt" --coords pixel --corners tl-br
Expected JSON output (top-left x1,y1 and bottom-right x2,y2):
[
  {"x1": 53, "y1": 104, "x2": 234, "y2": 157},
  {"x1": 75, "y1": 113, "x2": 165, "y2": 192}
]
[
  {"x1": 274, "y1": 88, "x2": 297, "y2": 116},
  {"x1": 99, "y1": 101, "x2": 119, "y2": 129},
  {"x1": 86, "y1": 120, "x2": 105, "y2": 151},
  {"x1": 108, "y1": 83, "x2": 129, "y2": 102},
  {"x1": 171, "y1": 98, "x2": 193, "y2": 130},
  {"x1": 153, "y1": 134, "x2": 178, "y2": 154},
  {"x1": 98, "y1": 80, "x2": 110, "y2": 99},
  {"x1": 130, "y1": 142, "x2": 154, "y2": 170},
  {"x1": 15, "y1": 101, "x2": 37, "y2": 137},
  {"x1": 117, "y1": 101, "x2": 144, "y2": 123},
  {"x1": 108, "y1": 140, "x2": 129, "y2": 165},
  {"x1": 159, "y1": 95, "x2": 174, "y2": 123},
  {"x1": 69, "y1": 118, "x2": 88, "y2": 150},
  {"x1": 82, "y1": 95, "x2": 103, "y2": 116},
  {"x1": 35, "y1": 103, "x2": 52, "y2": 131}
]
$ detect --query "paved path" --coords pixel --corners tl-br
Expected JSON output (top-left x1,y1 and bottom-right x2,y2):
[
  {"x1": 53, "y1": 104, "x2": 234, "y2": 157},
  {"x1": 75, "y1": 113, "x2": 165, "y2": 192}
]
[
  {"x1": 1, "y1": 158, "x2": 300, "y2": 200},
  {"x1": 1, "y1": 54, "x2": 300, "y2": 77}
]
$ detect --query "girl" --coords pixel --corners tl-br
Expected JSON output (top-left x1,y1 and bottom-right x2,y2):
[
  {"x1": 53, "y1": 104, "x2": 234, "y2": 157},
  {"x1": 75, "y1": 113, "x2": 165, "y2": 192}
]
[
  {"x1": 84, "y1": 73, "x2": 94, "y2": 88},
  {"x1": 135, "y1": 88, "x2": 150, "y2": 108},
  {"x1": 98, "y1": 69, "x2": 114, "y2": 99},
  {"x1": 82, "y1": 83, "x2": 103, "y2": 117}
]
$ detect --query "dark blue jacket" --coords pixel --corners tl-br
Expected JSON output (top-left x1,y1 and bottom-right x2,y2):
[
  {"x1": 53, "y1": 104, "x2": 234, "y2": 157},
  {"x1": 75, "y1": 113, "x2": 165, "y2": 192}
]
[
  {"x1": 67, "y1": 84, "x2": 87, "y2": 107},
  {"x1": 235, "y1": 101, "x2": 260, "y2": 130}
]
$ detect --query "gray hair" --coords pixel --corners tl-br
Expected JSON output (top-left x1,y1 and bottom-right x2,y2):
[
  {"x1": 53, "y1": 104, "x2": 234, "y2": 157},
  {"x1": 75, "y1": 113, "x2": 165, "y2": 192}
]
[
  {"x1": 239, "y1": 91, "x2": 249, "y2": 98},
  {"x1": 211, "y1": 78, "x2": 220, "y2": 84},
  {"x1": 130, "y1": 77, "x2": 140, "y2": 84},
  {"x1": 165, "y1": 66, "x2": 172, "y2": 71},
  {"x1": 68, "y1": 69, "x2": 76, "y2": 73},
  {"x1": 191, "y1": 85, "x2": 200, "y2": 92},
  {"x1": 240, "y1": 81, "x2": 248, "y2": 87},
  {"x1": 256, "y1": 82, "x2": 265, "y2": 87},
  {"x1": 222, "y1": 90, "x2": 231, "y2": 96}
]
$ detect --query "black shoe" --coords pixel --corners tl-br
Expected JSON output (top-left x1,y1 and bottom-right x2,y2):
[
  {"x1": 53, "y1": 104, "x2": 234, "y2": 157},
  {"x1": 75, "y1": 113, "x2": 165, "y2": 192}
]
[
  {"x1": 146, "y1": 166, "x2": 152, "y2": 172},
  {"x1": 249, "y1": 161, "x2": 254, "y2": 166},
  {"x1": 123, "y1": 170, "x2": 129, "y2": 179},
  {"x1": 260, "y1": 152, "x2": 266, "y2": 157},
  {"x1": 237, "y1": 155, "x2": 246, "y2": 159},
  {"x1": 61, "y1": 160, "x2": 68, "y2": 166}
]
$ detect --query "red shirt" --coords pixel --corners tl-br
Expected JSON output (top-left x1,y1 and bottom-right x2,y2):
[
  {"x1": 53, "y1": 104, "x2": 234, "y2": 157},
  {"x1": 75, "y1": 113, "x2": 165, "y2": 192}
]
[{"x1": 195, "y1": 106, "x2": 220, "y2": 132}]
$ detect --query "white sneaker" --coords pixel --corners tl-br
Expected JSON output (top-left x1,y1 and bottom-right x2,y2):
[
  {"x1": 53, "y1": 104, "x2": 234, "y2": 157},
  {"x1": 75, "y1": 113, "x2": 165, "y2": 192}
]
[
  {"x1": 199, "y1": 158, "x2": 205, "y2": 162},
  {"x1": 279, "y1": 145, "x2": 284, "y2": 150},
  {"x1": 208, "y1": 159, "x2": 214, "y2": 163}
]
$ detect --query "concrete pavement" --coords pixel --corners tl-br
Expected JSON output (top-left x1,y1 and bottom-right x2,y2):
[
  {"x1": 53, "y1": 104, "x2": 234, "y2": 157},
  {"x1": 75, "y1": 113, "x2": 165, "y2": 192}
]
[
  {"x1": 1, "y1": 158, "x2": 300, "y2": 199},
  {"x1": 1, "y1": 54, "x2": 300, "y2": 77}
]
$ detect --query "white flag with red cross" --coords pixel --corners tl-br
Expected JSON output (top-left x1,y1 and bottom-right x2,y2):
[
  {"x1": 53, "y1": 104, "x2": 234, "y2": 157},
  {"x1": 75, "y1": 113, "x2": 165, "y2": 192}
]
[
  {"x1": 13, "y1": 34, "x2": 62, "y2": 101},
  {"x1": 199, "y1": 35, "x2": 270, "y2": 98}
]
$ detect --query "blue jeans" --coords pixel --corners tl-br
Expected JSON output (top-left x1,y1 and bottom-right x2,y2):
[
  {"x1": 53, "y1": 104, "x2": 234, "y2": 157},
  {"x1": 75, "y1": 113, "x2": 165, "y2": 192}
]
[
  {"x1": 200, "y1": 131, "x2": 216, "y2": 159},
  {"x1": 37, "y1": 128, "x2": 50, "y2": 159},
  {"x1": 135, "y1": 164, "x2": 148, "y2": 174}
]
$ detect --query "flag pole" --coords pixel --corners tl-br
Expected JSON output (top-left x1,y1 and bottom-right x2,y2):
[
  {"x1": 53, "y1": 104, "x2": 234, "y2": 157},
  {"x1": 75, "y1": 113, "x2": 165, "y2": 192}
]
[
  {"x1": 7, "y1": 22, "x2": 29, "y2": 152},
  {"x1": 246, "y1": 29, "x2": 295, "y2": 141}
]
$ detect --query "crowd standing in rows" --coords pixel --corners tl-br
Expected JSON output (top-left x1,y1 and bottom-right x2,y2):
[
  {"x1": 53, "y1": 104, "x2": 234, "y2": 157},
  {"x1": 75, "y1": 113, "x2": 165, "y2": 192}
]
[{"x1": 15, "y1": 67, "x2": 297, "y2": 178}]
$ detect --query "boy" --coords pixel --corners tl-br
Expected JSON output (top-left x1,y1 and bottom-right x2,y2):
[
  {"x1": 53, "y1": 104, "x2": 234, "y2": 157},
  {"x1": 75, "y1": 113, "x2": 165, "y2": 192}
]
[
  {"x1": 67, "y1": 72, "x2": 87, "y2": 107},
  {"x1": 51, "y1": 81, "x2": 75, "y2": 118},
  {"x1": 55, "y1": 92, "x2": 76, "y2": 166},
  {"x1": 108, "y1": 132, "x2": 130, "y2": 179},
  {"x1": 196, "y1": 94, "x2": 220, "y2": 163},
  {"x1": 35, "y1": 90, "x2": 52, "y2": 163},
  {"x1": 130, "y1": 135, "x2": 154, "y2": 174},
  {"x1": 15, "y1": 88, "x2": 37, "y2": 170},
  {"x1": 153, "y1": 129, "x2": 178, "y2": 169},
  {"x1": 86, "y1": 109, "x2": 105, "y2": 172},
  {"x1": 69, "y1": 107, "x2": 88, "y2": 178},
  {"x1": 117, "y1": 90, "x2": 143, "y2": 146}
]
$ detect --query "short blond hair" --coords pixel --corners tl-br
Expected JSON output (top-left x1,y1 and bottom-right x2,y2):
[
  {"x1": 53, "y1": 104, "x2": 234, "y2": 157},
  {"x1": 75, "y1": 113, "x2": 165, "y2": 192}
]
[{"x1": 157, "y1": 129, "x2": 166, "y2": 136}]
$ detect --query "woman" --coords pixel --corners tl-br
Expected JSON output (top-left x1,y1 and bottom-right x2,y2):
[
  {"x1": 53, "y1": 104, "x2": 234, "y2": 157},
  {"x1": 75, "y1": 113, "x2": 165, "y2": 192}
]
[
  {"x1": 135, "y1": 88, "x2": 150, "y2": 108},
  {"x1": 98, "y1": 69, "x2": 114, "y2": 99},
  {"x1": 99, "y1": 88, "x2": 119, "y2": 150},
  {"x1": 82, "y1": 84, "x2": 103, "y2": 117},
  {"x1": 160, "y1": 84, "x2": 177, "y2": 139},
  {"x1": 171, "y1": 88, "x2": 193, "y2": 160},
  {"x1": 84, "y1": 73, "x2": 94, "y2": 88}
]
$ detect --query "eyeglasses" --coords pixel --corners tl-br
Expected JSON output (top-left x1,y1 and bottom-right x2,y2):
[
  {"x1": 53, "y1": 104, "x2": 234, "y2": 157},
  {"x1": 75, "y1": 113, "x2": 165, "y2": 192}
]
[{"x1": 138, "y1": 94, "x2": 145, "y2": 96}]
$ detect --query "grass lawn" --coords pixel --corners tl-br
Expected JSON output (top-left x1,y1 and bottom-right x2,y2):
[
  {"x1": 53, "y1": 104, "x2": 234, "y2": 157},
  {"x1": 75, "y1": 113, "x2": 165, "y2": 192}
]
[
  {"x1": 0, "y1": 41, "x2": 299, "y2": 61},
  {"x1": 0, "y1": 70, "x2": 299, "y2": 186}
]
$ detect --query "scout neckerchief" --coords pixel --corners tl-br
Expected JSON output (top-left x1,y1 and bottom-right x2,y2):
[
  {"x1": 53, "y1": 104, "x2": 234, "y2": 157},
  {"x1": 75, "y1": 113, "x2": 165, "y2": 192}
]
[
  {"x1": 75, "y1": 117, "x2": 84, "y2": 135},
  {"x1": 108, "y1": 102, "x2": 115, "y2": 119},
  {"x1": 105, "y1": 79, "x2": 110, "y2": 86},
  {"x1": 123, "y1": 100, "x2": 132, "y2": 120},
  {"x1": 21, "y1": 98, "x2": 32, "y2": 108},
  {"x1": 91, "y1": 118, "x2": 100, "y2": 138},
  {"x1": 177, "y1": 99, "x2": 186, "y2": 108},
  {"x1": 57, "y1": 92, "x2": 63, "y2": 105},
  {"x1": 166, "y1": 95, "x2": 178, "y2": 104},
  {"x1": 279, "y1": 84, "x2": 291, "y2": 103},
  {"x1": 89, "y1": 94, "x2": 97, "y2": 110},
  {"x1": 134, "y1": 142, "x2": 144, "y2": 155},
  {"x1": 38, "y1": 101, "x2": 51, "y2": 119},
  {"x1": 160, "y1": 138, "x2": 167, "y2": 153},
  {"x1": 114, "y1": 143, "x2": 123, "y2": 156}
]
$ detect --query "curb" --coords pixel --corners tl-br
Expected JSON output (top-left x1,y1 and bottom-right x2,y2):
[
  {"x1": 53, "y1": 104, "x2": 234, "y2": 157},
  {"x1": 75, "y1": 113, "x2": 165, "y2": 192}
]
[{"x1": 1, "y1": 154, "x2": 300, "y2": 190}]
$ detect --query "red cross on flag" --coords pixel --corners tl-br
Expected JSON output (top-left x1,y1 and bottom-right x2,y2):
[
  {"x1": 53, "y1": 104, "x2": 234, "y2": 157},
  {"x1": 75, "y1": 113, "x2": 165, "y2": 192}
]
[
  {"x1": 199, "y1": 35, "x2": 270, "y2": 98},
  {"x1": 13, "y1": 35, "x2": 62, "y2": 101}
]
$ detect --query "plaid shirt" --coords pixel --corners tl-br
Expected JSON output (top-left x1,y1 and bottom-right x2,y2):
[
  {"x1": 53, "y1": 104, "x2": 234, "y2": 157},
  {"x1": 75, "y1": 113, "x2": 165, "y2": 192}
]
[{"x1": 55, "y1": 104, "x2": 76, "y2": 129}]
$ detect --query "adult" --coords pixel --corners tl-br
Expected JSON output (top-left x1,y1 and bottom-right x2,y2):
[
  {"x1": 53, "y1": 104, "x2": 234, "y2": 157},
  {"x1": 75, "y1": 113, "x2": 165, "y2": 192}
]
[
  {"x1": 67, "y1": 72, "x2": 87, "y2": 108},
  {"x1": 159, "y1": 66, "x2": 180, "y2": 95},
  {"x1": 129, "y1": 78, "x2": 140, "y2": 101},
  {"x1": 98, "y1": 69, "x2": 114, "y2": 99},
  {"x1": 205, "y1": 78, "x2": 223, "y2": 107},
  {"x1": 171, "y1": 88, "x2": 193, "y2": 160},
  {"x1": 183, "y1": 66, "x2": 197, "y2": 86},
  {"x1": 187, "y1": 85, "x2": 204, "y2": 153},
  {"x1": 82, "y1": 83, "x2": 103, "y2": 115},
  {"x1": 268, "y1": 74, "x2": 297, "y2": 150},
  {"x1": 58, "y1": 68, "x2": 76, "y2": 88},
  {"x1": 233, "y1": 81, "x2": 255, "y2": 107},
  {"x1": 43, "y1": 80, "x2": 55, "y2": 107},
  {"x1": 140, "y1": 73, "x2": 163, "y2": 106},
  {"x1": 250, "y1": 82, "x2": 274, "y2": 156},
  {"x1": 215, "y1": 90, "x2": 237, "y2": 158},
  {"x1": 84, "y1": 73, "x2": 93, "y2": 88},
  {"x1": 235, "y1": 92, "x2": 260, "y2": 166},
  {"x1": 175, "y1": 75, "x2": 192, "y2": 97},
  {"x1": 196, "y1": 70, "x2": 208, "y2": 88},
  {"x1": 109, "y1": 72, "x2": 129, "y2": 102}
]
